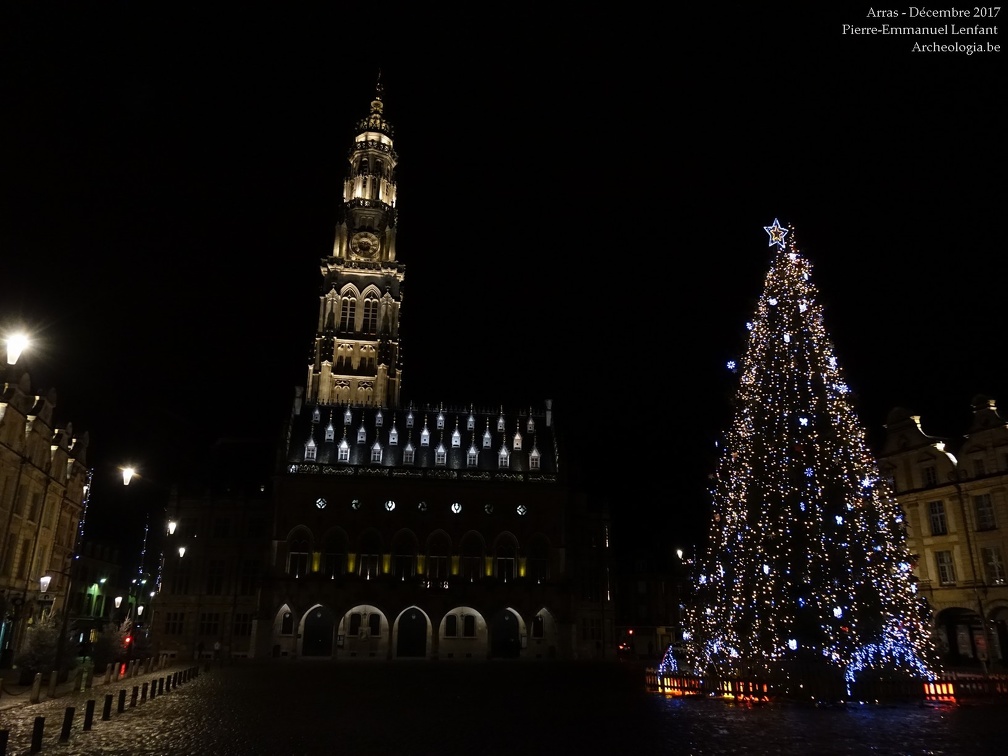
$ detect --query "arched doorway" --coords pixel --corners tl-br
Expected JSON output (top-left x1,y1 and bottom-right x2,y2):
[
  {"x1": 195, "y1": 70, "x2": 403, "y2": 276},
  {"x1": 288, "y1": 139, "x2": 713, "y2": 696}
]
[
  {"x1": 396, "y1": 607, "x2": 427, "y2": 658},
  {"x1": 934, "y1": 606, "x2": 987, "y2": 669},
  {"x1": 489, "y1": 608, "x2": 522, "y2": 659},
  {"x1": 302, "y1": 605, "x2": 335, "y2": 657}
]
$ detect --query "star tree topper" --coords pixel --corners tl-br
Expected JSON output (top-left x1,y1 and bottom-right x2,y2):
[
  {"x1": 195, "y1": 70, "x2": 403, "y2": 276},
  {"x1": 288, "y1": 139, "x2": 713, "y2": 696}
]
[{"x1": 764, "y1": 218, "x2": 788, "y2": 248}]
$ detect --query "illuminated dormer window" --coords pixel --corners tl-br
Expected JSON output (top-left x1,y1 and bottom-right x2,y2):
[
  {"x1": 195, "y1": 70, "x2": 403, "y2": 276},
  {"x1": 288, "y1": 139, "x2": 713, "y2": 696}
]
[
  {"x1": 452, "y1": 427, "x2": 461, "y2": 448},
  {"x1": 498, "y1": 446, "x2": 509, "y2": 469},
  {"x1": 375, "y1": 409, "x2": 383, "y2": 427},
  {"x1": 483, "y1": 426, "x2": 492, "y2": 449},
  {"x1": 406, "y1": 411, "x2": 414, "y2": 428},
  {"x1": 513, "y1": 431, "x2": 522, "y2": 451},
  {"x1": 421, "y1": 425, "x2": 430, "y2": 446},
  {"x1": 435, "y1": 443, "x2": 446, "y2": 466},
  {"x1": 497, "y1": 415, "x2": 505, "y2": 432},
  {"x1": 325, "y1": 417, "x2": 335, "y2": 442},
  {"x1": 357, "y1": 425, "x2": 367, "y2": 443},
  {"x1": 530, "y1": 447, "x2": 541, "y2": 470},
  {"x1": 313, "y1": 407, "x2": 321, "y2": 422},
  {"x1": 305, "y1": 436, "x2": 317, "y2": 462},
  {"x1": 437, "y1": 412, "x2": 445, "y2": 430},
  {"x1": 371, "y1": 441, "x2": 383, "y2": 463},
  {"x1": 467, "y1": 413, "x2": 475, "y2": 430},
  {"x1": 338, "y1": 438, "x2": 350, "y2": 462},
  {"x1": 344, "y1": 407, "x2": 353, "y2": 425},
  {"x1": 389, "y1": 425, "x2": 398, "y2": 446},
  {"x1": 467, "y1": 445, "x2": 478, "y2": 467},
  {"x1": 527, "y1": 416, "x2": 535, "y2": 432},
  {"x1": 403, "y1": 443, "x2": 414, "y2": 465}
]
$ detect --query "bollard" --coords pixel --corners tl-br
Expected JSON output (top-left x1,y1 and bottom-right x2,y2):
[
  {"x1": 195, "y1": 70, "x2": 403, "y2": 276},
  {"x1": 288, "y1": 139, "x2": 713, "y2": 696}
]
[
  {"x1": 59, "y1": 707, "x2": 74, "y2": 742},
  {"x1": 47, "y1": 670, "x2": 58, "y2": 698},
  {"x1": 158, "y1": 677, "x2": 165, "y2": 695},
  {"x1": 73, "y1": 666, "x2": 84, "y2": 692},
  {"x1": 118, "y1": 689, "x2": 126, "y2": 713},
  {"x1": 141, "y1": 681, "x2": 148, "y2": 702},
  {"x1": 85, "y1": 666, "x2": 94, "y2": 689},
  {"x1": 104, "y1": 663, "x2": 113, "y2": 684},
  {"x1": 150, "y1": 680, "x2": 156, "y2": 700},
  {"x1": 29, "y1": 672, "x2": 42, "y2": 704},
  {"x1": 30, "y1": 717, "x2": 44, "y2": 754},
  {"x1": 0, "y1": 728, "x2": 8, "y2": 756},
  {"x1": 131, "y1": 686, "x2": 139, "y2": 708},
  {"x1": 84, "y1": 699, "x2": 95, "y2": 731},
  {"x1": 102, "y1": 693, "x2": 112, "y2": 721}
]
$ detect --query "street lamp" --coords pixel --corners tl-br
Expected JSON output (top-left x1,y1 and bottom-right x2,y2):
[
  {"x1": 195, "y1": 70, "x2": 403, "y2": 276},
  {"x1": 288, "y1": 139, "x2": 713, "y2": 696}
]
[
  {"x1": 4, "y1": 332, "x2": 30, "y2": 392},
  {"x1": 4, "y1": 332, "x2": 29, "y2": 367}
]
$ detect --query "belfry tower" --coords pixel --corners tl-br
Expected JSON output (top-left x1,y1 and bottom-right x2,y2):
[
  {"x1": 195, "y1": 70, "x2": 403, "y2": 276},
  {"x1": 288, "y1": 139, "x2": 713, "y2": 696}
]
[{"x1": 306, "y1": 76, "x2": 403, "y2": 408}]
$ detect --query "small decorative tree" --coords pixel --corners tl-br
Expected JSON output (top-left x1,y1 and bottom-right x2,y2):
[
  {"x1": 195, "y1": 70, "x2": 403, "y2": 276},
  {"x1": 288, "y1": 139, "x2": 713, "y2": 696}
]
[{"x1": 13, "y1": 612, "x2": 77, "y2": 684}]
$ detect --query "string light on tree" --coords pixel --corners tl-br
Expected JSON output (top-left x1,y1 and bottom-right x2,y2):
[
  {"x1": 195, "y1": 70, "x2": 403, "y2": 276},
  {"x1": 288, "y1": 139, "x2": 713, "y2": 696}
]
[{"x1": 683, "y1": 219, "x2": 937, "y2": 700}]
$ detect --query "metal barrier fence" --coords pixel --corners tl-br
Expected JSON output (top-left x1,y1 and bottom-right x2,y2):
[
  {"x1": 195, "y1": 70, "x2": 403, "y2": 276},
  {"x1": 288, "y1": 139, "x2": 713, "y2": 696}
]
[{"x1": 646, "y1": 668, "x2": 1008, "y2": 704}]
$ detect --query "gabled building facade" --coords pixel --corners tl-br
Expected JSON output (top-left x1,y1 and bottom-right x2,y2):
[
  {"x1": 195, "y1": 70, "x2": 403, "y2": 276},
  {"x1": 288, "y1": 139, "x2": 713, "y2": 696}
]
[
  {"x1": 151, "y1": 82, "x2": 612, "y2": 663},
  {"x1": 877, "y1": 395, "x2": 1008, "y2": 671},
  {"x1": 0, "y1": 370, "x2": 90, "y2": 667}
]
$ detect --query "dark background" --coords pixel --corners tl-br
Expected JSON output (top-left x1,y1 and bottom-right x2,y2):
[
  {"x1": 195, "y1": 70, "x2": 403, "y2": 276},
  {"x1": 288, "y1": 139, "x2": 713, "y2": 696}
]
[{"x1": 1, "y1": 6, "x2": 1003, "y2": 560}]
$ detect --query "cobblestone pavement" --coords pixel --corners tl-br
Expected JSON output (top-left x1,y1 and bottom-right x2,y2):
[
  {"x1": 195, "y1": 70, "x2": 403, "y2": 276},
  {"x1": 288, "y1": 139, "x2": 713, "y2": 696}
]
[
  {"x1": 0, "y1": 660, "x2": 663, "y2": 755},
  {"x1": 0, "y1": 661, "x2": 1004, "y2": 755},
  {"x1": 0, "y1": 663, "x2": 202, "y2": 756}
]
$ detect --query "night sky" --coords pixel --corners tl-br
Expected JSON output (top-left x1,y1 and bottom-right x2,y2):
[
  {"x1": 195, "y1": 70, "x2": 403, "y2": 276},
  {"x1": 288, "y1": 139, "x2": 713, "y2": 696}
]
[{"x1": 1, "y1": 6, "x2": 1003, "y2": 555}]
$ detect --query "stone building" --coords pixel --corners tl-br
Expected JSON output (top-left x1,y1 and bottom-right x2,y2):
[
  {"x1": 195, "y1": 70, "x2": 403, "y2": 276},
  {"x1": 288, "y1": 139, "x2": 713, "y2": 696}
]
[
  {"x1": 151, "y1": 81, "x2": 612, "y2": 662},
  {"x1": 0, "y1": 368, "x2": 90, "y2": 667},
  {"x1": 877, "y1": 395, "x2": 1008, "y2": 670}
]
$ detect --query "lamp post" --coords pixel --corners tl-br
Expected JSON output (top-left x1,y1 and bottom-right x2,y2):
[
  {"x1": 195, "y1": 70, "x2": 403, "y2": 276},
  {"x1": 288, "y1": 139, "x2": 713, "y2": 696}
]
[
  {"x1": 41, "y1": 568, "x2": 74, "y2": 681},
  {"x1": 948, "y1": 461, "x2": 994, "y2": 676}
]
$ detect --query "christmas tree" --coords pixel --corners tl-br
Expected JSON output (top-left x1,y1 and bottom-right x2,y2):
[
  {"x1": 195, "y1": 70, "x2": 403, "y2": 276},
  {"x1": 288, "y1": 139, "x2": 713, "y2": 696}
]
[{"x1": 684, "y1": 219, "x2": 936, "y2": 699}]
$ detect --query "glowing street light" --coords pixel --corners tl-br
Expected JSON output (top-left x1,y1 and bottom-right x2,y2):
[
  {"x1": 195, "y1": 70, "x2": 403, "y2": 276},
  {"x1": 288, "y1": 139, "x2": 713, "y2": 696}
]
[{"x1": 5, "y1": 332, "x2": 29, "y2": 365}]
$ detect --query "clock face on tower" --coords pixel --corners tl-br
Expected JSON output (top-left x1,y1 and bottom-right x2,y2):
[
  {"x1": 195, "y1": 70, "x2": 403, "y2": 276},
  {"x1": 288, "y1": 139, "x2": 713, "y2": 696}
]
[{"x1": 350, "y1": 231, "x2": 380, "y2": 260}]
